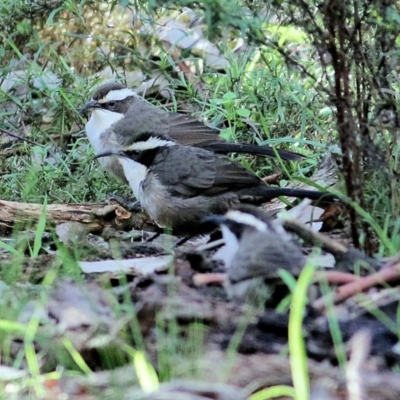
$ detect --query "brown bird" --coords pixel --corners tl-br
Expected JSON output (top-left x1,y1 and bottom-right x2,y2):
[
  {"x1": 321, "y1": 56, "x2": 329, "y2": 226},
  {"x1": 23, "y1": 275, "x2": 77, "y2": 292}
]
[
  {"x1": 94, "y1": 131, "x2": 338, "y2": 236},
  {"x1": 80, "y1": 82, "x2": 304, "y2": 183}
]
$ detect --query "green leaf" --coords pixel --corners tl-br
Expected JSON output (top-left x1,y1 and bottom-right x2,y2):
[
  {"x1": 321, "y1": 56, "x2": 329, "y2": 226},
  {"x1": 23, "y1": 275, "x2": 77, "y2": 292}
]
[
  {"x1": 62, "y1": 338, "x2": 92, "y2": 375},
  {"x1": 267, "y1": 25, "x2": 308, "y2": 45},
  {"x1": 220, "y1": 128, "x2": 234, "y2": 140},
  {"x1": 236, "y1": 108, "x2": 251, "y2": 117},
  {"x1": 319, "y1": 107, "x2": 334, "y2": 117},
  {"x1": 222, "y1": 91, "x2": 236, "y2": 101},
  {"x1": 46, "y1": 6, "x2": 65, "y2": 25}
]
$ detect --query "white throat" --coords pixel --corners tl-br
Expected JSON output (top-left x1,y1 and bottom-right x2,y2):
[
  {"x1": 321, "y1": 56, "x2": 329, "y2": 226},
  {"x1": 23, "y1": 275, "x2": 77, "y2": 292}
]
[
  {"x1": 119, "y1": 158, "x2": 148, "y2": 200},
  {"x1": 85, "y1": 109, "x2": 124, "y2": 153},
  {"x1": 212, "y1": 225, "x2": 240, "y2": 268}
]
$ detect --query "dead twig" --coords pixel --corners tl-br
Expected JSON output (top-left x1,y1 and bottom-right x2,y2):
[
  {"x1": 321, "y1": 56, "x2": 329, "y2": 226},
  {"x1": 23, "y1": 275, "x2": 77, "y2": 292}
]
[
  {"x1": 346, "y1": 330, "x2": 371, "y2": 400},
  {"x1": 193, "y1": 273, "x2": 226, "y2": 286},
  {"x1": 194, "y1": 270, "x2": 361, "y2": 288},
  {"x1": 313, "y1": 262, "x2": 400, "y2": 311},
  {"x1": 0, "y1": 126, "x2": 44, "y2": 148},
  {"x1": 314, "y1": 270, "x2": 361, "y2": 284},
  {"x1": 283, "y1": 219, "x2": 348, "y2": 255}
]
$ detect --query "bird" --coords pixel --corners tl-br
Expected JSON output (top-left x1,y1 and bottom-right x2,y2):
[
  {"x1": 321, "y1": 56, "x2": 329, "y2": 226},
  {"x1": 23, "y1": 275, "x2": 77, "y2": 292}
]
[
  {"x1": 79, "y1": 81, "x2": 304, "y2": 183},
  {"x1": 202, "y1": 205, "x2": 307, "y2": 302},
  {"x1": 94, "y1": 131, "x2": 338, "y2": 236},
  {"x1": 204, "y1": 205, "x2": 306, "y2": 283}
]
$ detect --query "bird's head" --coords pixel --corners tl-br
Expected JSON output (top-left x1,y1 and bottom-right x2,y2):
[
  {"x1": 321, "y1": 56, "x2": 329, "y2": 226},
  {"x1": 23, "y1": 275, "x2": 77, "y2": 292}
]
[
  {"x1": 94, "y1": 133, "x2": 177, "y2": 163},
  {"x1": 80, "y1": 82, "x2": 139, "y2": 134},
  {"x1": 80, "y1": 82, "x2": 138, "y2": 116},
  {"x1": 203, "y1": 206, "x2": 271, "y2": 239}
]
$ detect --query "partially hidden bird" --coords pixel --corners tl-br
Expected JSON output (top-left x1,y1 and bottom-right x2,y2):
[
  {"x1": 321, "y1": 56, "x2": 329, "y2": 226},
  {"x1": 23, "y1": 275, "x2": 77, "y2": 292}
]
[
  {"x1": 80, "y1": 82, "x2": 305, "y2": 184},
  {"x1": 204, "y1": 205, "x2": 306, "y2": 283}
]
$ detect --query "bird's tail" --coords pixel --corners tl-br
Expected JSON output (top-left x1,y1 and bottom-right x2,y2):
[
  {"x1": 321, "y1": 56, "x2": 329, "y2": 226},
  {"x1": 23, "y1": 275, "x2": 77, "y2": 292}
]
[
  {"x1": 239, "y1": 186, "x2": 339, "y2": 204},
  {"x1": 273, "y1": 187, "x2": 339, "y2": 202},
  {"x1": 204, "y1": 143, "x2": 305, "y2": 161}
]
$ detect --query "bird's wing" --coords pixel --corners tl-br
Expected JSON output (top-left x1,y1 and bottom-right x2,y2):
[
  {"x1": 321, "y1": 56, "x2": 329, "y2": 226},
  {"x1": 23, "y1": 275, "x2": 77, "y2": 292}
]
[
  {"x1": 117, "y1": 106, "x2": 304, "y2": 162},
  {"x1": 113, "y1": 105, "x2": 220, "y2": 146},
  {"x1": 167, "y1": 113, "x2": 222, "y2": 146},
  {"x1": 114, "y1": 102, "x2": 170, "y2": 145},
  {"x1": 167, "y1": 114, "x2": 305, "y2": 161},
  {"x1": 151, "y1": 146, "x2": 261, "y2": 197}
]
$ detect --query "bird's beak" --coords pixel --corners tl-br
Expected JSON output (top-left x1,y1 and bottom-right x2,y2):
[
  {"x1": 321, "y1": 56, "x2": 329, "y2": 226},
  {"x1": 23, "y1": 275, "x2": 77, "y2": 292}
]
[
  {"x1": 79, "y1": 100, "x2": 102, "y2": 116},
  {"x1": 94, "y1": 150, "x2": 129, "y2": 160},
  {"x1": 201, "y1": 215, "x2": 228, "y2": 226}
]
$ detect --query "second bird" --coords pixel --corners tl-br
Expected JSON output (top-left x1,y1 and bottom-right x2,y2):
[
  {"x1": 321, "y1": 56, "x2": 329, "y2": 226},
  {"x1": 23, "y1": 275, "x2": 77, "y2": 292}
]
[
  {"x1": 95, "y1": 131, "x2": 337, "y2": 236},
  {"x1": 80, "y1": 82, "x2": 304, "y2": 183}
]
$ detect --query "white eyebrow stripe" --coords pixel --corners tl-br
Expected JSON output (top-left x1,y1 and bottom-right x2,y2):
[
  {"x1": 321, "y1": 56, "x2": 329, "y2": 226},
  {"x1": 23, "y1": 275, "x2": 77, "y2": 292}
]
[
  {"x1": 98, "y1": 88, "x2": 138, "y2": 103},
  {"x1": 225, "y1": 210, "x2": 268, "y2": 232},
  {"x1": 126, "y1": 137, "x2": 177, "y2": 151}
]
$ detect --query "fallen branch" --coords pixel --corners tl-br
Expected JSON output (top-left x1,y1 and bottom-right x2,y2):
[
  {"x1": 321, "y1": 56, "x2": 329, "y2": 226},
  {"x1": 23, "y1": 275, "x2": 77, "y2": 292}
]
[{"x1": 0, "y1": 199, "x2": 152, "y2": 231}]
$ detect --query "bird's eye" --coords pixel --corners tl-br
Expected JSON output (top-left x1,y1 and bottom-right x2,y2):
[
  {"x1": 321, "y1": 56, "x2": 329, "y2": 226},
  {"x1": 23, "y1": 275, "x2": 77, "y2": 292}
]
[{"x1": 108, "y1": 101, "x2": 116, "y2": 107}]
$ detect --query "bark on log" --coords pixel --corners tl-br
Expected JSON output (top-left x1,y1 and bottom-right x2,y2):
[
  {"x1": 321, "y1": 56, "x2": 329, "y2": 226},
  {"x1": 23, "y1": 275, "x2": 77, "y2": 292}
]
[{"x1": 0, "y1": 200, "x2": 154, "y2": 231}]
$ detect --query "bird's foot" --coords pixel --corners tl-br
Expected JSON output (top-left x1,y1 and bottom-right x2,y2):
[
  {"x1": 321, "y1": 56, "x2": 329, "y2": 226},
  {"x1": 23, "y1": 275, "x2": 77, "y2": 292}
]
[{"x1": 107, "y1": 195, "x2": 142, "y2": 212}]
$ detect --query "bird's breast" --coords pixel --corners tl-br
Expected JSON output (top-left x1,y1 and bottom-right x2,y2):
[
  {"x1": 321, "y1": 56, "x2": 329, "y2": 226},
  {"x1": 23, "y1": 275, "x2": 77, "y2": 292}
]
[
  {"x1": 119, "y1": 158, "x2": 148, "y2": 200},
  {"x1": 123, "y1": 169, "x2": 173, "y2": 230}
]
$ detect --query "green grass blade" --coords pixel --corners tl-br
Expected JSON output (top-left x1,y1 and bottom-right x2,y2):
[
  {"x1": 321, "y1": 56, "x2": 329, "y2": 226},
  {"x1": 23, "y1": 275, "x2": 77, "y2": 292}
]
[
  {"x1": 24, "y1": 313, "x2": 44, "y2": 397},
  {"x1": 0, "y1": 319, "x2": 27, "y2": 334},
  {"x1": 62, "y1": 338, "x2": 92, "y2": 375},
  {"x1": 249, "y1": 385, "x2": 296, "y2": 400},
  {"x1": 0, "y1": 240, "x2": 22, "y2": 256},
  {"x1": 32, "y1": 197, "x2": 47, "y2": 258},
  {"x1": 289, "y1": 259, "x2": 316, "y2": 400},
  {"x1": 134, "y1": 351, "x2": 160, "y2": 392},
  {"x1": 123, "y1": 345, "x2": 159, "y2": 392},
  {"x1": 319, "y1": 280, "x2": 347, "y2": 369}
]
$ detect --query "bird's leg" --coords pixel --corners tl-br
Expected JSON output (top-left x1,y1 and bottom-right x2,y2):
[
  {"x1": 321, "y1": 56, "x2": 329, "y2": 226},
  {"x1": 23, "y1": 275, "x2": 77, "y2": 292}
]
[
  {"x1": 145, "y1": 232, "x2": 161, "y2": 242},
  {"x1": 174, "y1": 236, "x2": 190, "y2": 247},
  {"x1": 144, "y1": 233, "x2": 189, "y2": 246},
  {"x1": 107, "y1": 194, "x2": 142, "y2": 212}
]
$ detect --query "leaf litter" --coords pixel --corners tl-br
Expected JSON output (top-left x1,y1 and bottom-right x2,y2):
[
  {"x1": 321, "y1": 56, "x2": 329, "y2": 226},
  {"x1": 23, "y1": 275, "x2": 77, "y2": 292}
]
[{"x1": 1, "y1": 192, "x2": 400, "y2": 398}]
